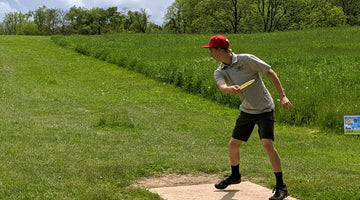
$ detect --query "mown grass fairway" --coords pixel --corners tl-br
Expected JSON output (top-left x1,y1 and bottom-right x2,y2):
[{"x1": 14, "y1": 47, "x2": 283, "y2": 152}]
[{"x1": 0, "y1": 34, "x2": 359, "y2": 199}]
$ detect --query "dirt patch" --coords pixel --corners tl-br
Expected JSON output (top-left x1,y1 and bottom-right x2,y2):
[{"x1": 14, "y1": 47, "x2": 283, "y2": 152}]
[
  {"x1": 132, "y1": 173, "x2": 265, "y2": 188},
  {"x1": 132, "y1": 174, "x2": 219, "y2": 188}
]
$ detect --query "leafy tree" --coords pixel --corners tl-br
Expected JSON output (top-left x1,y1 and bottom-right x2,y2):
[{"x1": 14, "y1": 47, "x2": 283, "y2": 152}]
[
  {"x1": 66, "y1": 6, "x2": 86, "y2": 34},
  {"x1": 298, "y1": 0, "x2": 346, "y2": 28},
  {"x1": 229, "y1": 0, "x2": 244, "y2": 33},
  {"x1": 163, "y1": 0, "x2": 203, "y2": 33},
  {"x1": 18, "y1": 21, "x2": 40, "y2": 35},
  {"x1": 164, "y1": 0, "x2": 350, "y2": 33},
  {"x1": 33, "y1": 5, "x2": 48, "y2": 35},
  {"x1": 128, "y1": 9, "x2": 150, "y2": 33},
  {"x1": 273, "y1": 0, "x2": 310, "y2": 31},
  {"x1": 46, "y1": 8, "x2": 61, "y2": 35},
  {"x1": 191, "y1": 0, "x2": 247, "y2": 33},
  {"x1": 0, "y1": 6, "x2": 153, "y2": 35},
  {"x1": 192, "y1": 0, "x2": 228, "y2": 33},
  {"x1": 263, "y1": 0, "x2": 346, "y2": 31},
  {"x1": 87, "y1": 8, "x2": 106, "y2": 34},
  {"x1": 2, "y1": 12, "x2": 24, "y2": 34},
  {"x1": 32, "y1": 6, "x2": 65, "y2": 35},
  {"x1": 1, "y1": 11, "x2": 40, "y2": 35},
  {"x1": 0, "y1": 1, "x2": 353, "y2": 35},
  {"x1": 57, "y1": 9, "x2": 70, "y2": 35},
  {"x1": 164, "y1": 0, "x2": 183, "y2": 33},
  {"x1": 2, "y1": 12, "x2": 17, "y2": 34},
  {"x1": 0, "y1": 23, "x2": 3, "y2": 34},
  {"x1": 106, "y1": 7, "x2": 125, "y2": 33},
  {"x1": 146, "y1": 22, "x2": 163, "y2": 33},
  {"x1": 333, "y1": 0, "x2": 360, "y2": 25},
  {"x1": 256, "y1": 0, "x2": 291, "y2": 32}
]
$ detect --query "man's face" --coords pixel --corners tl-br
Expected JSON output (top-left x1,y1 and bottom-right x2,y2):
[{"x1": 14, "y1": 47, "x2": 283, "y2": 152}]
[{"x1": 209, "y1": 48, "x2": 221, "y2": 62}]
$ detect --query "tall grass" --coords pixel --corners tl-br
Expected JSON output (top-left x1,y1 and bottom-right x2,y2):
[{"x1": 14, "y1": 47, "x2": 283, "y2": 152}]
[{"x1": 52, "y1": 27, "x2": 360, "y2": 133}]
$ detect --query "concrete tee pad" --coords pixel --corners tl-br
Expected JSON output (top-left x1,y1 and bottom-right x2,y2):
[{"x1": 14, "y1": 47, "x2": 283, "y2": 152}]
[{"x1": 149, "y1": 181, "x2": 299, "y2": 200}]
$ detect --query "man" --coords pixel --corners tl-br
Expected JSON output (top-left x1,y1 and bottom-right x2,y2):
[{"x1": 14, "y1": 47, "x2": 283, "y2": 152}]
[{"x1": 202, "y1": 35, "x2": 293, "y2": 200}]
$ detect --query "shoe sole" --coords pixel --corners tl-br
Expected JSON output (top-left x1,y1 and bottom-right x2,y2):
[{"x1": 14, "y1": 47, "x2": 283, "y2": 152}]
[
  {"x1": 269, "y1": 190, "x2": 290, "y2": 200},
  {"x1": 214, "y1": 180, "x2": 241, "y2": 189}
]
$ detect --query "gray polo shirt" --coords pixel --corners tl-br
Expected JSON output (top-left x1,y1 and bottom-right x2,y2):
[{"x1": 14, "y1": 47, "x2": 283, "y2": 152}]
[{"x1": 214, "y1": 53, "x2": 274, "y2": 114}]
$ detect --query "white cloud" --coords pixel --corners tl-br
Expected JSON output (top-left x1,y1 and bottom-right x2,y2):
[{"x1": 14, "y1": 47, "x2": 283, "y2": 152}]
[
  {"x1": 59, "y1": 0, "x2": 84, "y2": 7},
  {"x1": 0, "y1": 1, "x2": 18, "y2": 21}
]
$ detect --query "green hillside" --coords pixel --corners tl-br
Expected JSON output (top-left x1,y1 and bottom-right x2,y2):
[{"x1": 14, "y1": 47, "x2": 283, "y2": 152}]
[{"x1": 0, "y1": 32, "x2": 359, "y2": 199}]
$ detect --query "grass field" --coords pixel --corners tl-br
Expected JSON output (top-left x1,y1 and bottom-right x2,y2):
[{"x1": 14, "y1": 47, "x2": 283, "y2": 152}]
[
  {"x1": 0, "y1": 31, "x2": 359, "y2": 199},
  {"x1": 52, "y1": 27, "x2": 360, "y2": 132}
]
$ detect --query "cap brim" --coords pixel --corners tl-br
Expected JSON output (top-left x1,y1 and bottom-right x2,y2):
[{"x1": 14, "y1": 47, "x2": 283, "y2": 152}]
[{"x1": 202, "y1": 46, "x2": 211, "y2": 48}]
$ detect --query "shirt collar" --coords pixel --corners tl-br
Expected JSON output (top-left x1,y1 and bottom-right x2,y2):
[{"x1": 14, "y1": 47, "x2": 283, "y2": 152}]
[{"x1": 221, "y1": 53, "x2": 237, "y2": 69}]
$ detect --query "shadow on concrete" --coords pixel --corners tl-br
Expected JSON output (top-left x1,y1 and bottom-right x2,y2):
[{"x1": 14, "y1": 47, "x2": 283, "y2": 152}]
[{"x1": 215, "y1": 189, "x2": 240, "y2": 200}]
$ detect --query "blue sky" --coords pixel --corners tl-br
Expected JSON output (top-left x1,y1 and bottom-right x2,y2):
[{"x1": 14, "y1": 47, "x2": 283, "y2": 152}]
[{"x1": 0, "y1": 0, "x2": 175, "y2": 25}]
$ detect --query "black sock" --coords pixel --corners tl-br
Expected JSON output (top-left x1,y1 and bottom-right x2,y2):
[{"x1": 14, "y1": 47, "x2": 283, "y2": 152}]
[
  {"x1": 274, "y1": 172, "x2": 284, "y2": 187},
  {"x1": 231, "y1": 165, "x2": 240, "y2": 179}
]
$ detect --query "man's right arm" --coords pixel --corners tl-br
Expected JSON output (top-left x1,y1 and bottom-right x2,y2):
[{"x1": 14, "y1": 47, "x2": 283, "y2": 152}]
[{"x1": 218, "y1": 81, "x2": 240, "y2": 95}]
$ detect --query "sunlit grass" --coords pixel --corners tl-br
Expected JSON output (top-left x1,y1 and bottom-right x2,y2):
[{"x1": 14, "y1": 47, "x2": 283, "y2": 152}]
[{"x1": 0, "y1": 34, "x2": 359, "y2": 199}]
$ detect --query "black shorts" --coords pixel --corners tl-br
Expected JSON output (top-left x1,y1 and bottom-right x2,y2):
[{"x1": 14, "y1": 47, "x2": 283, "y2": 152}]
[{"x1": 232, "y1": 110, "x2": 274, "y2": 142}]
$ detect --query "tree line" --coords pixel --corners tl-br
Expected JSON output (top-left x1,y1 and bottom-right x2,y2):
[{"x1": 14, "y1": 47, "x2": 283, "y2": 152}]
[
  {"x1": 1, "y1": 0, "x2": 359, "y2": 35},
  {"x1": 0, "y1": 6, "x2": 160, "y2": 35},
  {"x1": 164, "y1": 0, "x2": 360, "y2": 33}
]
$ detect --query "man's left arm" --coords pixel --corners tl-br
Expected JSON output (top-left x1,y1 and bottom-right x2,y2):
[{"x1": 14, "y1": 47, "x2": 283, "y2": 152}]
[{"x1": 266, "y1": 69, "x2": 293, "y2": 111}]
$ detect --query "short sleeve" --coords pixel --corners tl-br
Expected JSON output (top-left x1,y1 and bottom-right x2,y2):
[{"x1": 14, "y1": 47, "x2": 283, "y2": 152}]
[
  {"x1": 244, "y1": 54, "x2": 271, "y2": 74},
  {"x1": 214, "y1": 68, "x2": 226, "y2": 85}
]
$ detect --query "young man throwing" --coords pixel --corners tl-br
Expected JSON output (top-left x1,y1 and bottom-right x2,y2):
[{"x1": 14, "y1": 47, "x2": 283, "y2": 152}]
[{"x1": 202, "y1": 35, "x2": 293, "y2": 200}]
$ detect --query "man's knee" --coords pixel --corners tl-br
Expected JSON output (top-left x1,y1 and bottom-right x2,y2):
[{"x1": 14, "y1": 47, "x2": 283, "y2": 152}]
[
  {"x1": 228, "y1": 138, "x2": 242, "y2": 149},
  {"x1": 262, "y1": 139, "x2": 275, "y2": 152}
]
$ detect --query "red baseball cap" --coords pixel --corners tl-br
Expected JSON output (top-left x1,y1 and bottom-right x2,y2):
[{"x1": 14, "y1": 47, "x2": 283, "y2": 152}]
[{"x1": 202, "y1": 35, "x2": 230, "y2": 49}]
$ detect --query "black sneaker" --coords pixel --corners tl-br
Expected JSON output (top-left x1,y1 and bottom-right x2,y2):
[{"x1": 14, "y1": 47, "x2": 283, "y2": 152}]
[
  {"x1": 214, "y1": 175, "x2": 241, "y2": 189},
  {"x1": 269, "y1": 184, "x2": 290, "y2": 200}
]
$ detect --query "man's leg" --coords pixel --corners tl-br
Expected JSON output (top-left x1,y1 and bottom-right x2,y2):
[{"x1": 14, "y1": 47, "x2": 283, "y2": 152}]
[
  {"x1": 214, "y1": 138, "x2": 242, "y2": 189},
  {"x1": 262, "y1": 139, "x2": 281, "y2": 172},
  {"x1": 229, "y1": 138, "x2": 242, "y2": 166},
  {"x1": 229, "y1": 138, "x2": 242, "y2": 179},
  {"x1": 215, "y1": 111, "x2": 253, "y2": 190},
  {"x1": 262, "y1": 139, "x2": 289, "y2": 200}
]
